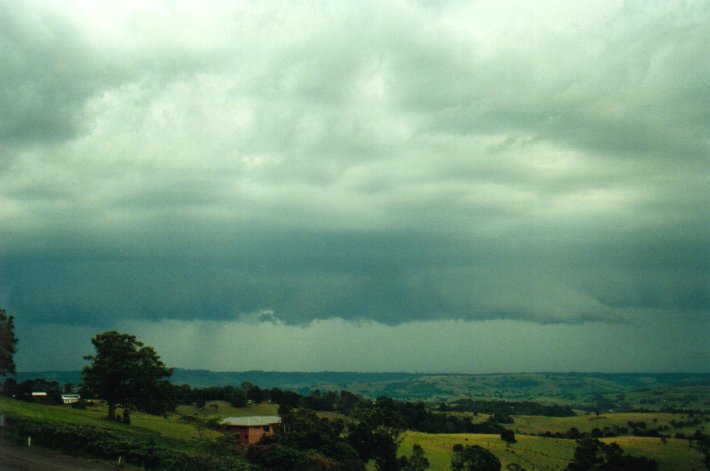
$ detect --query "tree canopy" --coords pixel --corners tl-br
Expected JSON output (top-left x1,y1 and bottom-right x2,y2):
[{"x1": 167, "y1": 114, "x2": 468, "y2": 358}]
[
  {"x1": 501, "y1": 429, "x2": 517, "y2": 447},
  {"x1": 82, "y1": 331, "x2": 173, "y2": 420},
  {"x1": 451, "y1": 444, "x2": 501, "y2": 471},
  {"x1": 566, "y1": 437, "x2": 658, "y2": 471},
  {"x1": 0, "y1": 308, "x2": 18, "y2": 376}
]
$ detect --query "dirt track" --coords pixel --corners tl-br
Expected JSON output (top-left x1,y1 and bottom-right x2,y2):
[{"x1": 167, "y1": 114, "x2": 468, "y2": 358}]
[{"x1": 0, "y1": 438, "x2": 118, "y2": 470}]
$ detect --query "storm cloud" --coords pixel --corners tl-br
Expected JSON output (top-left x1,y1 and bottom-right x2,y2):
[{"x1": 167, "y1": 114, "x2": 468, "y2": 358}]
[{"x1": 1, "y1": 1, "x2": 708, "y2": 371}]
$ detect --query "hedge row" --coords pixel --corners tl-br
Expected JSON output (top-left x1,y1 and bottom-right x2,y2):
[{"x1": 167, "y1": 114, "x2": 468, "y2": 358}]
[{"x1": 4, "y1": 415, "x2": 253, "y2": 470}]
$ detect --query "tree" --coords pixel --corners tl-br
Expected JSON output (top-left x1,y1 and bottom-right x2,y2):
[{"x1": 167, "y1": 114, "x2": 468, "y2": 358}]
[
  {"x1": 347, "y1": 421, "x2": 401, "y2": 470},
  {"x1": 566, "y1": 437, "x2": 658, "y2": 471},
  {"x1": 451, "y1": 444, "x2": 501, "y2": 471},
  {"x1": 399, "y1": 443, "x2": 430, "y2": 470},
  {"x1": 501, "y1": 429, "x2": 517, "y2": 447},
  {"x1": 82, "y1": 331, "x2": 173, "y2": 420},
  {"x1": 690, "y1": 430, "x2": 710, "y2": 470},
  {"x1": 0, "y1": 308, "x2": 18, "y2": 376},
  {"x1": 3, "y1": 377, "x2": 18, "y2": 396}
]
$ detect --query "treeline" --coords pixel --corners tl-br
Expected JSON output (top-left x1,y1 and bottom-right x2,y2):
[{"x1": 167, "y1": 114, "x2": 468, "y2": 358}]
[
  {"x1": 1, "y1": 375, "x2": 498, "y2": 435},
  {"x1": 174, "y1": 383, "x2": 481, "y2": 434},
  {"x1": 536, "y1": 416, "x2": 709, "y2": 441},
  {"x1": 440, "y1": 398, "x2": 575, "y2": 417},
  {"x1": 248, "y1": 398, "x2": 442, "y2": 470},
  {"x1": 2, "y1": 377, "x2": 69, "y2": 404}
]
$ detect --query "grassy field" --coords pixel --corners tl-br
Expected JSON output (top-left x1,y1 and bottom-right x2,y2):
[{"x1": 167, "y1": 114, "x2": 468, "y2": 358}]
[
  {"x1": 0, "y1": 396, "x2": 221, "y2": 450},
  {"x1": 401, "y1": 431, "x2": 576, "y2": 470},
  {"x1": 601, "y1": 436, "x2": 705, "y2": 471},
  {"x1": 0, "y1": 398, "x2": 286, "y2": 445},
  {"x1": 511, "y1": 411, "x2": 708, "y2": 436},
  {"x1": 400, "y1": 431, "x2": 706, "y2": 470}
]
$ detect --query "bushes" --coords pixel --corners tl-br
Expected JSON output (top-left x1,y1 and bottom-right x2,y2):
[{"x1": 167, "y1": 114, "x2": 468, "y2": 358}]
[
  {"x1": 566, "y1": 437, "x2": 658, "y2": 471},
  {"x1": 4, "y1": 415, "x2": 252, "y2": 470}
]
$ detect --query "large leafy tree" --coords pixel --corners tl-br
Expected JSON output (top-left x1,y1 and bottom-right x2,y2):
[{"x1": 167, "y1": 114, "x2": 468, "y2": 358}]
[
  {"x1": 399, "y1": 443, "x2": 430, "y2": 470},
  {"x1": 0, "y1": 308, "x2": 18, "y2": 376},
  {"x1": 82, "y1": 331, "x2": 173, "y2": 420},
  {"x1": 451, "y1": 444, "x2": 501, "y2": 471}
]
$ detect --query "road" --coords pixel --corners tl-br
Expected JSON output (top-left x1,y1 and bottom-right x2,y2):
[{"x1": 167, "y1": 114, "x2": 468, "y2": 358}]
[{"x1": 0, "y1": 438, "x2": 118, "y2": 471}]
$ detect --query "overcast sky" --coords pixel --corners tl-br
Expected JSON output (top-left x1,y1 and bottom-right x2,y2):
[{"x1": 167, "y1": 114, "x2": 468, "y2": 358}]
[{"x1": 1, "y1": 0, "x2": 708, "y2": 373}]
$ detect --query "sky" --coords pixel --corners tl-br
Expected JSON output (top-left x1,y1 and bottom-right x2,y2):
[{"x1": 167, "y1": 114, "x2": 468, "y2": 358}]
[{"x1": 1, "y1": 0, "x2": 708, "y2": 373}]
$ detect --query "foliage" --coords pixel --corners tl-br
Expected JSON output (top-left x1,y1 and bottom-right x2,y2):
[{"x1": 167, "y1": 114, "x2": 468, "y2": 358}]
[
  {"x1": 399, "y1": 443, "x2": 430, "y2": 470},
  {"x1": 501, "y1": 429, "x2": 517, "y2": 446},
  {"x1": 3, "y1": 377, "x2": 63, "y2": 403},
  {"x1": 690, "y1": 430, "x2": 710, "y2": 470},
  {"x1": 174, "y1": 384, "x2": 248, "y2": 407},
  {"x1": 442, "y1": 398, "x2": 575, "y2": 417},
  {"x1": 0, "y1": 307, "x2": 18, "y2": 376},
  {"x1": 566, "y1": 436, "x2": 659, "y2": 470},
  {"x1": 470, "y1": 416, "x2": 506, "y2": 434},
  {"x1": 82, "y1": 331, "x2": 173, "y2": 420},
  {"x1": 450, "y1": 444, "x2": 501, "y2": 471},
  {"x1": 247, "y1": 407, "x2": 364, "y2": 470},
  {"x1": 179, "y1": 386, "x2": 480, "y2": 434}
]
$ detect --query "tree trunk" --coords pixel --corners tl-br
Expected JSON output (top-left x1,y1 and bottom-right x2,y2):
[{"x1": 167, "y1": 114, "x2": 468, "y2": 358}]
[{"x1": 108, "y1": 402, "x2": 116, "y2": 420}]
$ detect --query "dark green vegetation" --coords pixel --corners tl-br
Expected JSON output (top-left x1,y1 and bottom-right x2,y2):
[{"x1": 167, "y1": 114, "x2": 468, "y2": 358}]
[
  {"x1": 82, "y1": 331, "x2": 174, "y2": 420},
  {"x1": 0, "y1": 307, "x2": 18, "y2": 376},
  {"x1": 566, "y1": 436, "x2": 658, "y2": 470},
  {"x1": 439, "y1": 399, "x2": 575, "y2": 417},
  {"x1": 451, "y1": 444, "x2": 500, "y2": 470}
]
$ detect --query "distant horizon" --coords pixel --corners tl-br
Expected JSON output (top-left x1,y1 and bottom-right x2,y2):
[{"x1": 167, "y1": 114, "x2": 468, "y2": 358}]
[{"x1": 14, "y1": 368, "x2": 710, "y2": 376}]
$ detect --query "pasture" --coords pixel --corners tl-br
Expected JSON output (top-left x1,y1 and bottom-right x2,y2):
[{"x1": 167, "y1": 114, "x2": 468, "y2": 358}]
[
  {"x1": 0, "y1": 396, "x2": 220, "y2": 449},
  {"x1": 511, "y1": 411, "x2": 708, "y2": 436},
  {"x1": 400, "y1": 429, "x2": 706, "y2": 470},
  {"x1": 401, "y1": 431, "x2": 576, "y2": 470}
]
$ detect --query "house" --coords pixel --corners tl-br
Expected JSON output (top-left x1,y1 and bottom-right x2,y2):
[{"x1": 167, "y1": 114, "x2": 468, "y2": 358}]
[
  {"x1": 219, "y1": 416, "x2": 281, "y2": 445},
  {"x1": 61, "y1": 394, "x2": 81, "y2": 404}
]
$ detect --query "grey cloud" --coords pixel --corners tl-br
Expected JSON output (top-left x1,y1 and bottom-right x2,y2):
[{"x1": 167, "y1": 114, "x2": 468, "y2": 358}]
[
  {"x1": 2, "y1": 219, "x2": 705, "y2": 327},
  {"x1": 0, "y1": 0, "x2": 708, "y2": 335},
  {"x1": 0, "y1": 4, "x2": 98, "y2": 145}
]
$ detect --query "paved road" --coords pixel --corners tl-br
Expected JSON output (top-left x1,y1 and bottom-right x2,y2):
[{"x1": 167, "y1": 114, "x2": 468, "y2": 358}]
[{"x1": 0, "y1": 438, "x2": 118, "y2": 471}]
